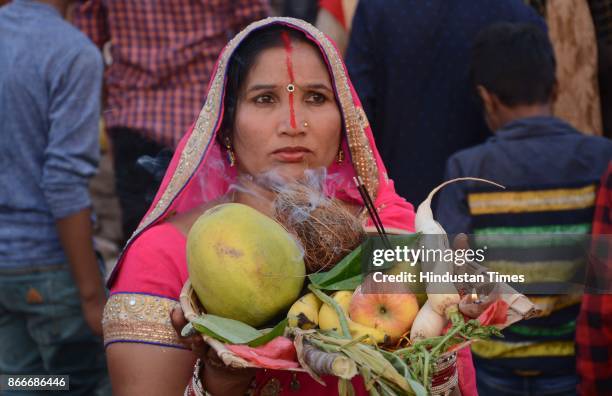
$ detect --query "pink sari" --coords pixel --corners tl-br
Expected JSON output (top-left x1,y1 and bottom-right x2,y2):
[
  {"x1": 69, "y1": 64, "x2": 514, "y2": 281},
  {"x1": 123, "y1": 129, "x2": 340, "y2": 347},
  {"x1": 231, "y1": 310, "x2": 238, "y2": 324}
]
[{"x1": 102, "y1": 17, "x2": 476, "y2": 395}]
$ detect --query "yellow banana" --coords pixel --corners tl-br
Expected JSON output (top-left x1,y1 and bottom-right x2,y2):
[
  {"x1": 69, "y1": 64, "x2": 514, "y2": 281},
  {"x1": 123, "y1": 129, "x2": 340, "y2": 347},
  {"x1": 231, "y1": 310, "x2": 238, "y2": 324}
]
[
  {"x1": 318, "y1": 291, "x2": 352, "y2": 331},
  {"x1": 318, "y1": 291, "x2": 390, "y2": 345},
  {"x1": 287, "y1": 293, "x2": 322, "y2": 329}
]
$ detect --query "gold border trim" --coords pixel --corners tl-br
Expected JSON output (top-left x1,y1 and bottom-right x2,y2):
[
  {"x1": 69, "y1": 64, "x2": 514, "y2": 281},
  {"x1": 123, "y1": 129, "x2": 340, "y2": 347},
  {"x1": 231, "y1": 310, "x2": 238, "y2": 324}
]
[{"x1": 103, "y1": 293, "x2": 182, "y2": 348}]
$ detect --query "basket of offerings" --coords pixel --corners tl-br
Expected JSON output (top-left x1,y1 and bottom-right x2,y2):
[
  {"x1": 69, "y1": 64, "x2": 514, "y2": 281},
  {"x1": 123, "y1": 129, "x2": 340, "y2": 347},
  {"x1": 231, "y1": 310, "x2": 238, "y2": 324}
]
[{"x1": 179, "y1": 179, "x2": 539, "y2": 395}]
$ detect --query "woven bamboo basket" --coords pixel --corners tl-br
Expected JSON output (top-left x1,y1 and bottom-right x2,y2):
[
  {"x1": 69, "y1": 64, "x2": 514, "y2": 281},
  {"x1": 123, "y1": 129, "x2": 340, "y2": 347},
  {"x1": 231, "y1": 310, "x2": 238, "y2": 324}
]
[{"x1": 180, "y1": 280, "x2": 468, "y2": 395}]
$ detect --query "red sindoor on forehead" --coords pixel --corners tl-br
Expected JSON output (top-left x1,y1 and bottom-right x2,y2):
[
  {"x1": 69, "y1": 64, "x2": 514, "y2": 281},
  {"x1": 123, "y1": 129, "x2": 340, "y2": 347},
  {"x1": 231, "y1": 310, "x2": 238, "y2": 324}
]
[{"x1": 281, "y1": 31, "x2": 297, "y2": 129}]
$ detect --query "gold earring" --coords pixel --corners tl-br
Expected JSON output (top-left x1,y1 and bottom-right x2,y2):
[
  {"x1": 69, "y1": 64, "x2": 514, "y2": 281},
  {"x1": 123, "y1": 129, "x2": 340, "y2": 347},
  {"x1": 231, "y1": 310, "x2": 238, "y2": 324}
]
[
  {"x1": 224, "y1": 138, "x2": 236, "y2": 167},
  {"x1": 336, "y1": 147, "x2": 345, "y2": 164}
]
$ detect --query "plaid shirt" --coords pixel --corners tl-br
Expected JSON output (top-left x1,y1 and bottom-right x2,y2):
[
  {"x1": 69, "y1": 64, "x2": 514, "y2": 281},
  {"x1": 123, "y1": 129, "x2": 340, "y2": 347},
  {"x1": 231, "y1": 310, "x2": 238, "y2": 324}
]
[
  {"x1": 73, "y1": 0, "x2": 269, "y2": 148},
  {"x1": 576, "y1": 162, "x2": 612, "y2": 395}
]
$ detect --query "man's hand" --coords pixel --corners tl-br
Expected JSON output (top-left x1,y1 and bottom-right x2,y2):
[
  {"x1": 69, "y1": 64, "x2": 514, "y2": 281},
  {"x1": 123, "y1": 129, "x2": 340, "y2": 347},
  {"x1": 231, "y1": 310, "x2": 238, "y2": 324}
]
[
  {"x1": 82, "y1": 295, "x2": 106, "y2": 336},
  {"x1": 56, "y1": 208, "x2": 107, "y2": 336}
]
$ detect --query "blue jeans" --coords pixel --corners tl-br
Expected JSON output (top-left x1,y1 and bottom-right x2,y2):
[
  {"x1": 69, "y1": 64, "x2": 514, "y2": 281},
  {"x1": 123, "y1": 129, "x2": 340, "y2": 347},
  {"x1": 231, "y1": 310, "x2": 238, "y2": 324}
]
[
  {"x1": 476, "y1": 366, "x2": 577, "y2": 396},
  {"x1": 0, "y1": 266, "x2": 111, "y2": 396}
]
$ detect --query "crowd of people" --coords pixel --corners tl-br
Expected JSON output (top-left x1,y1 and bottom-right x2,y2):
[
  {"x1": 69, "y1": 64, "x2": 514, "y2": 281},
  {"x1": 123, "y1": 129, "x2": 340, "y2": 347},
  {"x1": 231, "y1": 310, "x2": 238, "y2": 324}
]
[{"x1": 0, "y1": 1, "x2": 610, "y2": 395}]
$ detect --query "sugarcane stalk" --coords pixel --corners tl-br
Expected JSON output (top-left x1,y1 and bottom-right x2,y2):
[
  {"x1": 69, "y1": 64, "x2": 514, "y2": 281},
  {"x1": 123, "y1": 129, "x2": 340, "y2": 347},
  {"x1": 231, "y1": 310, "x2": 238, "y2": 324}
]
[
  {"x1": 306, "y1": 331, "x2": 413, "y2": 394},
  {"x1": 301, "y1": 343, "x2": 358, "y2": 379}
]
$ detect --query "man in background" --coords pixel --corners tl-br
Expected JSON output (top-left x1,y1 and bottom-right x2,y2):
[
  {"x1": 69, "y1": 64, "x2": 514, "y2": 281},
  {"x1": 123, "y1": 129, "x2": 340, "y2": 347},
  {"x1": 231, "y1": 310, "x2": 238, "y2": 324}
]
[
  {"x1": 437, "y1": 23, "x2": 612, "y2": 395},
  {"x1": 0, "y1": 0, "x2": 109, "y2": 393},
  {"x1": 346, "y1": 0, "x2": 544, "y2": 205},
  {"x1": 72, "y1": 0, "x2": 269, "y2": 244}
]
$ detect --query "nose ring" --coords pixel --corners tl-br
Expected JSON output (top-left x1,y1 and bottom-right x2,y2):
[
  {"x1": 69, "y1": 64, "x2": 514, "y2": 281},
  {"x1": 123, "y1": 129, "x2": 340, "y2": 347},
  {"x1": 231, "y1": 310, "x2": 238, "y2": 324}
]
[{"x1": 303, "y1": 121, "x2": 309, "y2": 128}]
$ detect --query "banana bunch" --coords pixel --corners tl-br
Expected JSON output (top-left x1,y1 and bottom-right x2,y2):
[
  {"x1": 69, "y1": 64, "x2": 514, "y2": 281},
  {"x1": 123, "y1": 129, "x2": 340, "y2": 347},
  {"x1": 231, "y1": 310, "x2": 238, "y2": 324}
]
[{"x1": 287, "y1": 291, "x2": 390, "y2": 345}]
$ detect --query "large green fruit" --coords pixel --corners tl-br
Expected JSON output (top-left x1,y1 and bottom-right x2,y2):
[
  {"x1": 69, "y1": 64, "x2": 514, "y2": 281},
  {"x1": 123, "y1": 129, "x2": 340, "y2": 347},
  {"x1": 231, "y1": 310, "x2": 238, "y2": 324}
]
[{"x1": 187, "y1": 203, "x2": 305, "y2": 327}]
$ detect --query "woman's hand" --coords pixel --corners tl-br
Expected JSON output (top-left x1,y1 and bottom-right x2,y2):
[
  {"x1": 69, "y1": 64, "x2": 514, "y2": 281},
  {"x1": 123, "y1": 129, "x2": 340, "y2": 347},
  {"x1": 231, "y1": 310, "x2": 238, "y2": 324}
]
[
  {"x1": 459, "y1": 292, "x2": 496, "y2": 319},
  {"x1": 170, "y1": 306, "x2": 208, "y2": 356},
  {"x1": 170, "y1": 306, "x2": 257, "y2": 395}
]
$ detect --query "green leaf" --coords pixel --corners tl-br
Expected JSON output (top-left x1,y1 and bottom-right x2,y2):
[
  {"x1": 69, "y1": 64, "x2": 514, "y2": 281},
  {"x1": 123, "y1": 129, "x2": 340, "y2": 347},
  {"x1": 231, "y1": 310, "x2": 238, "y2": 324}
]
[
  {"x1": 191, "y1": 314, "x2": 262, "y2": 344},
  {"x1": 378, "y1": 380, "x2": 401, "y2": 396},
  {"x1": 338, "y1": 378, "x2": 356, "y2": 396},
  {"x1": 379, "y1": 349, "x2": 427, "y2": 396},
  {"x1": 406, "y1": 379, "x2": 427, "y2": 396},
  {"x1": 387, "y1": 233, "x2": 421, "y2": 245},
  {"x1": 247, "y1": 318, "x2": 288, "y2": 347},
  {"x1": 309, "y1": 240, "x2": 367, "y2": 288},
  {"x1": 180, "y1": 322, "x2": 196, "y2": 338},
  {"x1": 379, "y1": 349, "x2": 409, "y2": 377},
  {"x1": 319, "y1": 274, "x2": 363, "y2": 290}
]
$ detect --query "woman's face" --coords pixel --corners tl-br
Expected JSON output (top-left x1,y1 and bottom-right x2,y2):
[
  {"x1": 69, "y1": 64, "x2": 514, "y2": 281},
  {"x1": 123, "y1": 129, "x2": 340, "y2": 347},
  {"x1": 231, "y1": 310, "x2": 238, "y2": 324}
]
[{"x1": 231, "y1": 40, "x2": 342, "y2": 181}]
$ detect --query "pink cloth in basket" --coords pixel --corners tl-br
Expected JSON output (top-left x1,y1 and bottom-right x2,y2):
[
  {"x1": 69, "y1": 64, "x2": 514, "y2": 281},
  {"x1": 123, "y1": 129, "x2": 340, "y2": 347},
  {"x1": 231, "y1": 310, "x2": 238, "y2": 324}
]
[
  {"x1": 478, "y1": 300, "x2": 510, "y2": 326},
  {"x1": 226, "y1": 337, "x2": 299, "y2": 370}
]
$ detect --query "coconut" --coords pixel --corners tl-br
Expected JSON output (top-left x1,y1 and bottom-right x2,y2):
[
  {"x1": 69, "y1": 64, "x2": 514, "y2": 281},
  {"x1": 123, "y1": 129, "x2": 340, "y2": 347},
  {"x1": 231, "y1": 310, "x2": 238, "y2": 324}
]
[{"x1": 272, "y1": 181, "x2": 366, "y2": 273}]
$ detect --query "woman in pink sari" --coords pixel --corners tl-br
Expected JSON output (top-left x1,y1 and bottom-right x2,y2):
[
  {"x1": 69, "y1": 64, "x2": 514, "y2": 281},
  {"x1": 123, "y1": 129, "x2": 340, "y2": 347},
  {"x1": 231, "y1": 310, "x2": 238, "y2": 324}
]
[{"x1": 103, "y1": 17, "x2": 476, "y2": 395}]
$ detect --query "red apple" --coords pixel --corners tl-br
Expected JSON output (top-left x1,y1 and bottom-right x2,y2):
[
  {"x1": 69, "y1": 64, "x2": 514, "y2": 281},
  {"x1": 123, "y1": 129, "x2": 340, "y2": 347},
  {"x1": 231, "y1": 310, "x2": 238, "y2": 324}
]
[{"x1": 348, "y1": 285, "x2": 419, "y2": 342}]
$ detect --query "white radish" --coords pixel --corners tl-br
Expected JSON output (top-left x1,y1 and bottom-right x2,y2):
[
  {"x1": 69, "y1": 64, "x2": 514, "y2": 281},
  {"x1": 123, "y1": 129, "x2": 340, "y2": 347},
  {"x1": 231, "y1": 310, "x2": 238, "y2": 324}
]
[
  {"x1": 410, "y1": 300, "x2": 447, "y2": 341},
  {"x1": 415, "y1": 177, "x2": 504, "y2": 234},
  {"x1": 415, "y1": 178, "x2": 504, "y2": 318}
]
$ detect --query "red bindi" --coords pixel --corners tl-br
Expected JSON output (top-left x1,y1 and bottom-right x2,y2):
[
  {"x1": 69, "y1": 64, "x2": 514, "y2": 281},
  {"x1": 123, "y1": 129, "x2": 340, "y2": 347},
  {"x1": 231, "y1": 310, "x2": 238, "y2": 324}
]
[{"x1": 281, "y1": 32, "x2": 297, "y2": 129}]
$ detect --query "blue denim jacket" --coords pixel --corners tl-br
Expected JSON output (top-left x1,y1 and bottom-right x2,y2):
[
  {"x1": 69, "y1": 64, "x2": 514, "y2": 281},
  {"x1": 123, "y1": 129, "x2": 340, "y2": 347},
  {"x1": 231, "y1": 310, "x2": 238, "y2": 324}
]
[{"x1": 0, "y1": 1, "x2": 103, "y2": 269}]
